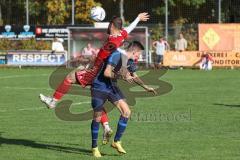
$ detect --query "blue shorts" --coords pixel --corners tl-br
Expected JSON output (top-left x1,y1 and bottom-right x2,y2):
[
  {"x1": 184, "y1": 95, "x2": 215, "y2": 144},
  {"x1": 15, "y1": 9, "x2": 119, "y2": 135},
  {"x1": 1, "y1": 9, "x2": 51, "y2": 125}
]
[
  {"x1": 156, "y1": 55, "x2": 163, "y2": 64},
  {"x1": 91, "y1": 86, "x2": 125, "y2": 111}
]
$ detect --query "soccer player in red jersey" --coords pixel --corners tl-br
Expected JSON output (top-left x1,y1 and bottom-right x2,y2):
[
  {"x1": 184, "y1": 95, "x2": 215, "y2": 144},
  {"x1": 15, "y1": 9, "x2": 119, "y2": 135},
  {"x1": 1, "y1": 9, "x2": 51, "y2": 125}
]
[{"x1": 40, "y1": 12, "x2": 149, "y2": 108}]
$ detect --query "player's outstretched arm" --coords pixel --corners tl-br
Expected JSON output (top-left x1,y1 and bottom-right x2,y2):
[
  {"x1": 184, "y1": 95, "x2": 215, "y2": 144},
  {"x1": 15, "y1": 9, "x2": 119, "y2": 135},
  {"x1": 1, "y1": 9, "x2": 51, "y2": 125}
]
[
  {"x1": 104, "y1": 65, "x2": 134, "y2": 83},
  {"x1": 132, "y1": 73, "x2": 157, "y2": 95},
  {"x1": 124, "y1": 12, "x2": 150, "y2": 34}
]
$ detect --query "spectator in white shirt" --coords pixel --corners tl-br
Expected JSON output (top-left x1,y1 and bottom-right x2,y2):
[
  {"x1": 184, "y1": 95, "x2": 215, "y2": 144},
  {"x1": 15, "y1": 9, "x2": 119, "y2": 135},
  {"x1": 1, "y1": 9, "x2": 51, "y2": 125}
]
[
  {"x1": 175, "y1": 33, "x2": 187, "y2": 51},
  {"x1": 52, "y1": 38, "x2": 65, "y2": 52},
  {"x1": 82, "y1": 43, "x2": 97, "y2": 57},
  {"x1": 153, "y1": 38, "x2": 170, "y2": 68}
]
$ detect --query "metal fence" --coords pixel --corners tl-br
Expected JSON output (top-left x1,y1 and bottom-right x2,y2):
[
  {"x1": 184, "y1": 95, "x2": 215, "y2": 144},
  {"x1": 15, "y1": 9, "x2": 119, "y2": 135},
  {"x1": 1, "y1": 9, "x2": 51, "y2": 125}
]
[
  {"x1": 0, "y1": 0, "x2": 239, "y2": 49},
  {"x1": 1, "y1": 0, "x2": 240, "y2": 26}
]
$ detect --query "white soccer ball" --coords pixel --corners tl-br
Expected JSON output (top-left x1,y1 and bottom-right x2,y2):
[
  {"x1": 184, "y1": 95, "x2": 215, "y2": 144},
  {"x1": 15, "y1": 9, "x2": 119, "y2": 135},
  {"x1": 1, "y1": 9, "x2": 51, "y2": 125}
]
[{"x1": 90, "y1": 6, "x2": 106, "y2": 22}]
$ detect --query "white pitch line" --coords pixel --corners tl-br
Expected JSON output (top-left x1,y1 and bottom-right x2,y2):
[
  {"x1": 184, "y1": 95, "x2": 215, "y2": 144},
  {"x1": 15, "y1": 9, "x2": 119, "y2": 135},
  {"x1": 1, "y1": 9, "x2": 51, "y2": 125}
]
[
  {"x1": 3, "y1": 86, "x2": 52, "y2": 91},
  {"x1": 17, "y1": 102, "x2": 91, "y2": 111},
  {"x1": 0, "y1": 102, "x2": 91, "y2": 113},
  {"x1": 0, "y1": 74, "x2": 49, "y2": 79},
  {"x1": 72, "y1": 101, "x2": 91, "y2": 106},
  {"x1": 18, "y1": 107, "x2": 45, "y2": 111}
]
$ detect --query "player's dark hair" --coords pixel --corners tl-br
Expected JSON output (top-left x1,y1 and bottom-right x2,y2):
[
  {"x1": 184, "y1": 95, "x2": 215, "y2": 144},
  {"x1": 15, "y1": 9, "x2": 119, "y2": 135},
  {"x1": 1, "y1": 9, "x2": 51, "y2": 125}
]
[
  {"x1": 107, "y1": 16, "x2": 123, "y2": 34},
  {"x1": 126, "y1": 41, "x2": 145, "y2": 51}
]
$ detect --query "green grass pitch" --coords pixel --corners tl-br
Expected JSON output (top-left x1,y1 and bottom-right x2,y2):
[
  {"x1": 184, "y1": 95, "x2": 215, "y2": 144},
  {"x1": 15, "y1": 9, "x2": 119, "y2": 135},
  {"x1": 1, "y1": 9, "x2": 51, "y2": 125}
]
[{"x1": 0, "y1": 68, "x2": 240, "y2": 160}]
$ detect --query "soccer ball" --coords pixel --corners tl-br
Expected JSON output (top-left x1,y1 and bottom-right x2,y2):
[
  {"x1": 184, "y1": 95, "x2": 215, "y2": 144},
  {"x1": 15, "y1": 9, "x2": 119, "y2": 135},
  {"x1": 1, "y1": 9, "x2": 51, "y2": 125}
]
[{"x1": 90, "y1": 6, "x2": 106, "y2": 22}]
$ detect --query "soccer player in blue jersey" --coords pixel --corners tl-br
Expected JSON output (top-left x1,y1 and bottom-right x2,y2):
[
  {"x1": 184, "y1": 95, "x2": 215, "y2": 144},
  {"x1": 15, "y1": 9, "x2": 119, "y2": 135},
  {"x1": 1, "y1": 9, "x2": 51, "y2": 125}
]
[{"x1": 90, "y1": 41, "x2": 157, "y2": 157}]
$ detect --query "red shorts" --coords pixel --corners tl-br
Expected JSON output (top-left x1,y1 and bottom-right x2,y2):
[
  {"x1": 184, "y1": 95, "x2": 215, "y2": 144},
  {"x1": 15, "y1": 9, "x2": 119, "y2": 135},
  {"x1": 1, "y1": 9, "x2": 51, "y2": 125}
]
[
  {"x1": 75, "y1": 70, "x2": 92, "y2": 88},
  {"x1": 75, "y1": 67, "x2": 100, "y2": 88}
]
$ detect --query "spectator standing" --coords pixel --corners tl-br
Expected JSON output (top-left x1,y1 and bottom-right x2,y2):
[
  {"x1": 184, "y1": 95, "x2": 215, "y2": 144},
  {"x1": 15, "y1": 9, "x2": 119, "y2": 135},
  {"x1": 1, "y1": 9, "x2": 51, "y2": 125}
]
[
  {"x1": 52, "y1": 38, "x2": 65, "y2": 52},
  {"x1": 82, "y1": 43, "x2": 97, "y2": 57},
  {"x1": 175, "y1": 33, "x2": 187, "y2": 51},
  {"x1": 152, "y1": 38, "x2": 170, "y2": 68}
]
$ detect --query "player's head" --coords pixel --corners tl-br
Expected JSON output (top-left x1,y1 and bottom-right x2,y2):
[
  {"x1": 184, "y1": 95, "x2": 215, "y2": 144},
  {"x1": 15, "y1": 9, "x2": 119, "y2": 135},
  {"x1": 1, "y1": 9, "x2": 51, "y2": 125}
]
[
  {"x1": 107, "y1": 16, "x2": 123, "y2": 34},
  {"x1": 125, "y1": 41, "x2": 144, "y2": 60}
]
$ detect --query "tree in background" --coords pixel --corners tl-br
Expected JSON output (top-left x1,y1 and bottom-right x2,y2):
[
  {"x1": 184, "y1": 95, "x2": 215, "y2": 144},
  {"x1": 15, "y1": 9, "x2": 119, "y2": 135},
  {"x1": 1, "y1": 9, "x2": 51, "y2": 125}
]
[
  {"x1": 30, "y1": 0, "x2": 99, "y2": 25},
  {"x1": 0, "y1": 0, "x2": 8, "y2": 24},
  {"x1": 75, "y1": 0, "x2": 99, "y2": 23},
  {"x1": 0, "y1": 0, "x2": 25, "y2": 25},
  {"x1": 34, "y1": 0, "x2": 100, "y2": 24},
  {"x1": 45, "y1": 0, "x2": 70, "y2": 25},
  {"x1": 153, "y1": 0, "x2": 208, "y2": 50},
  {"x1": 154, "y1": 0, "x2": 206, "y2": 22},
  {"x1": 29, "y1": 0, "x2": 46, "y2": 25}
]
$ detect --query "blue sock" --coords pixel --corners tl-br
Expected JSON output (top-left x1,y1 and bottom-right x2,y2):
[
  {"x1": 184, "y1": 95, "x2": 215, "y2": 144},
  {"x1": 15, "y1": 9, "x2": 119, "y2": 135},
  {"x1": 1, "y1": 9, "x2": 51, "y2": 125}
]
[
  {"x1": 91, "y1": 120, "x2": 100, "y2": 148},
  {"x1": 114, "y1": 116, "x2": 129, "y2": 142}
]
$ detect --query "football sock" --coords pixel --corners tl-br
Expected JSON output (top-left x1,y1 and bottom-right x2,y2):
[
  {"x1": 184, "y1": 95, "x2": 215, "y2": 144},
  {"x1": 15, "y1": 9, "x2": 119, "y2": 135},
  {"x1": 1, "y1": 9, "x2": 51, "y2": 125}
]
[
  {"x1": 91, "y1": 120, "x2": 100, "y2": 148},
  {"x1": 103, "y1": 122, "x2": 111, "y2": 132},
  {"x1": 53, "y1": 78, "x2": 72, "y2": 100},
  {"x1": 101, "y1": 110, "x2": 108, "y2": 124},
  {"x1": 114, "y1": 116, "x2": 128, "y2": 142},
  {"x1": 101, "y1": 110, "x2": 111, "y2": 131}
]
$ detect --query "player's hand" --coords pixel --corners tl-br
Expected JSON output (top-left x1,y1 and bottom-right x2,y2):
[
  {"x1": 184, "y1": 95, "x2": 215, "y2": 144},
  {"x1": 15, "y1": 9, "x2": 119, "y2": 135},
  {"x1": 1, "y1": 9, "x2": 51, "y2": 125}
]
[
  {"x1": 122, "y1": 72, "x2": 134, "y2": 83},
  {"x1": 115, "y1": 69, "x2": 133, "y2": 83},
  {"x1": 124, "y1": 73, "x2": 134, "y2": 83},
  {"x1": 125, "y1": 76, "x2": 134, "y2": 83},
  {"x1": 138, "y1": 12, "x2": 150, "y2": 21},
  {"x1": 146, "y1": 87, "x2": 157, "y2": 95},
  {"x1": 119, "y1": 67, "x2": 129, "y2": 78}
]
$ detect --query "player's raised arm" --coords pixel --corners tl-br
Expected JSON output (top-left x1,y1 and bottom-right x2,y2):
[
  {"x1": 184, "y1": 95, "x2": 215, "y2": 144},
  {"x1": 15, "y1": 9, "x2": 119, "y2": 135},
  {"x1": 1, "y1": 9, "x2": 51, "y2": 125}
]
[{"x1": 124, "y1": 12, "x2": 150, "y2": 34}]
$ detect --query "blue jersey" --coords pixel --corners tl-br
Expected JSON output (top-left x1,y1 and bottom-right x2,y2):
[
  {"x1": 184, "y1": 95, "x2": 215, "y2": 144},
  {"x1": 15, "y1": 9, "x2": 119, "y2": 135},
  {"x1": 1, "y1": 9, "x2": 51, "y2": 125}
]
[{"x1": 92, "y1": 50, "x2": 137, "y2": 90}]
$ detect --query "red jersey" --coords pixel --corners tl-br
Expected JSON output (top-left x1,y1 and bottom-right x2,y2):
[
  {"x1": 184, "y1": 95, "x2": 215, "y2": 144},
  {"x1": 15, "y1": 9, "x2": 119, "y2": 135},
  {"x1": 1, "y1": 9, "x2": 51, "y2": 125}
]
[
  {"x1": 108, "y1": 29, "x2": 128, "y2": 48},
  {"x1": 96, "y1": 29, "x2": 128, "y2": 60},
  {"x1": 77, "y1": 29, "x2": 129, "y2": 87}
]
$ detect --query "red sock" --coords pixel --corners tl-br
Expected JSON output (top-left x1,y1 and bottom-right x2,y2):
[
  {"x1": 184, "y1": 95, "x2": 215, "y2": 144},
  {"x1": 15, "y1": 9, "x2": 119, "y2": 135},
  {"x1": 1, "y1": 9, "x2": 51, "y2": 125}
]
[
  {"x1": 101, "y1": 110, "x2": 109, "y2": 125},
  {"x1": 53, "y1": 78, "x2": 72, "y2": 100}
]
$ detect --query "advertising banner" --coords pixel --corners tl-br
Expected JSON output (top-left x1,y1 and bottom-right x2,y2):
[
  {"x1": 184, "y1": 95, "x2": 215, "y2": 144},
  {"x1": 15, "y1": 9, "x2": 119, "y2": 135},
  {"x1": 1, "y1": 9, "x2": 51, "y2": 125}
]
[
  {"x1": 0, "y1": 25, "x2": 35, "y2": 39},
  {"x1": 35, "y1": 26, "x2": 69, "y2": 40},
  {"x1": 7, "y1": 51, "x2": 66, "y2": 66},
  {"x1": 0, "y1": 55, "x2": 6, "y2": 64},
  {"x1": 164, "y1": 51, "x2": 240, "y2": 67},
  {"x1": 163, "y1": 51, "x2": 200, "y2": 66},
  {"x1": 199, "y1": 24, "x2": 240, "y2": 51},
  {"x1": 0, "y1": 25, "x2": 69, "y2": 40}
]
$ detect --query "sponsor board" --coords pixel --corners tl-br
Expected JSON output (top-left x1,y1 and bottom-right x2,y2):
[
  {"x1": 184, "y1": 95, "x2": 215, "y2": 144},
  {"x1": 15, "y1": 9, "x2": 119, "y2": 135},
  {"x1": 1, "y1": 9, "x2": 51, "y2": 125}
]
[
  {"x1": 7, "y1": 51, "x2": 66, "y2": 66},
  {"x1": 164, "y1": 51, "x2": 240, "y2": 67}
]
